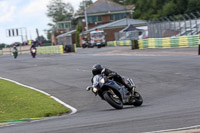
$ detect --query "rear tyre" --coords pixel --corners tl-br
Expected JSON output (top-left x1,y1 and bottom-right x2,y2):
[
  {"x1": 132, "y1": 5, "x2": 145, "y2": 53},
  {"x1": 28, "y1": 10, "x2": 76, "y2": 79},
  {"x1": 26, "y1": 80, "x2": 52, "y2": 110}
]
[
  {"x1": 133, "y1": 92, "x2": 143, "y2": 107},
  {"x1": 103, "y1": 91, "x2": 123, "y2": 109}
]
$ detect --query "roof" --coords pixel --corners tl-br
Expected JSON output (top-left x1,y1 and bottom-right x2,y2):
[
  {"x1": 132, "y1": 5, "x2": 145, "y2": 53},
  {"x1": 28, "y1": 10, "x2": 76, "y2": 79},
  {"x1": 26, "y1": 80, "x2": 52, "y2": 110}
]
[
  {"x1": 81, "y1": 18, "x2": 147, "y2": 34},
  {"x1": 90, "y1": 30, "x2": 104, "y2": 34},
  {"x1": 86, "y1": 0, "x2": 135, "y2": 15},
  {"x1": 120, "y1": 24, "x2": 144, "y2": 32},
  {"x1": 56, "y1": 30, "x2": 76, "y2": 38}
]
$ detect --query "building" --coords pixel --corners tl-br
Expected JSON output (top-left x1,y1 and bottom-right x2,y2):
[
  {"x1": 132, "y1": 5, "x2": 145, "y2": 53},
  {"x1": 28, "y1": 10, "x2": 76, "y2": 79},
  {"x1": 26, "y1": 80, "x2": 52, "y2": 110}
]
[
  {"x1": 56, "y1": 21, "x2": 72, "y2": 32},
  {"x1": 52, "y1": 0, "x2": 146, "y2": 46},
  {"x1": 80, "y1": 18, "x2": 147, "y2": 45},
  {"x1": 51, "y1": 21, "x2": 72, "y2": 45},
  {"x1": 77, "y1": 0, "x2": 135, "y2": 31}
]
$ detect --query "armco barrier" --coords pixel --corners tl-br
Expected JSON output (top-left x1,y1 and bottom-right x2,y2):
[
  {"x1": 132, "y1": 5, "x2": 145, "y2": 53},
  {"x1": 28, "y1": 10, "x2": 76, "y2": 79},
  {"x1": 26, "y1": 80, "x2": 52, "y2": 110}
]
[
  {"x1": 37, "y1": 45, "x2": 64, "y2": 54},
  {"x1": 138, "y1": 35, "x2": 199, "y2": 49}
]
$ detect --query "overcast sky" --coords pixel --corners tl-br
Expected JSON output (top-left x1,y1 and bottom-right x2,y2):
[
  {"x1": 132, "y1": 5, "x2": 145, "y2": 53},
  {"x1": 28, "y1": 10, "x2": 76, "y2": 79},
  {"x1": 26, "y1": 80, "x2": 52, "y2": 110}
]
[{"x1": 0, "y1": 0, "x2": 95, "y2": 44}]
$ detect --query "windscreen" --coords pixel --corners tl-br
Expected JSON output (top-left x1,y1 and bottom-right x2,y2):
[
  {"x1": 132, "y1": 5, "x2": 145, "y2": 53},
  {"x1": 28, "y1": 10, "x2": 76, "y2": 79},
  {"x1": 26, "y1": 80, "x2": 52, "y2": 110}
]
[{"x1": 90, "y1": 32, "x2": 104, "y2": 40}]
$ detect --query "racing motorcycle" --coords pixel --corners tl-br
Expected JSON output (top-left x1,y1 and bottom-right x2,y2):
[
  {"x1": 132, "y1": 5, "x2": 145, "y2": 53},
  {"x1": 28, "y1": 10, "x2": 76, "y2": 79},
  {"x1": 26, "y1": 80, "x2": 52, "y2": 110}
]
[
  {"x1": 12, "y1": 50, "x2": 18, "y2": 59},
  {"x1": 30, "y1": 47, "x2": 36, "y2": 58},
  {"x1": 86, "y1": 69, "x2": 143, "y2": 109},
  {"x1": 12, "y1": 47, "x2": 18, "y2": 59}
]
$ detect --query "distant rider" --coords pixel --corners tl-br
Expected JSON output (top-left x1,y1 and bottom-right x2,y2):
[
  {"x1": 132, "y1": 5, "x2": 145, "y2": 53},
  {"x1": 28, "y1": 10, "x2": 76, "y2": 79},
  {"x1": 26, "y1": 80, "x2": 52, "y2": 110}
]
[
  {"x1": 91, "y1": 64, "x2": 134, "y2": 95},
  {"x1": 12, "y1": 45, "x2": 18, "y2": 53},
  {"x1": 30, "y1": 44, "x2": 36, "y2": 52}
]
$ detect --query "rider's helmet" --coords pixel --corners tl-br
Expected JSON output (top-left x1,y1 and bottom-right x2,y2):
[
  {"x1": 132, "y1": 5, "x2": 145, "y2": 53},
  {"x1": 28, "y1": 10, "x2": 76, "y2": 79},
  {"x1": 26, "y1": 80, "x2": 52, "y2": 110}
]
[
  {"x1": 92, "y1": 64, "x2": 103, "y2": 76},
  {"x1": 31, "y1": 44, "x2": 35, "y2": 48}
]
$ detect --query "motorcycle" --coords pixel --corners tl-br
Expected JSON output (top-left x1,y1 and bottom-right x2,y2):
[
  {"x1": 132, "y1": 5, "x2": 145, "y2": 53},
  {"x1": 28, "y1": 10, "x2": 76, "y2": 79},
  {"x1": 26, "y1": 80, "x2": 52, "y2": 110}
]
[
  {"x1": 86, "y1": 69, "x2": 143, "y2": 109},
  {"x1": 12, "y1": 48, "x2": 18, "y2": 59},
  {"x1": 30, "y1": 47, "x2": 36, "y2": 58},
  {"x1": 82, "y1": 41, "x2": 94, "y2": 48}
]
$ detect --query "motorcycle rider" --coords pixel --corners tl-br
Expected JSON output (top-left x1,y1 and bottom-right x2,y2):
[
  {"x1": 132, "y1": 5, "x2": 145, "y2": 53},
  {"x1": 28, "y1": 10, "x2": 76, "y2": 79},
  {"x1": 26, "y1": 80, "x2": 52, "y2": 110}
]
[
  {"x1": 12, "y1": 45, "x2": 18, "y2": 52},
  {"x1": 30, "y1": 44, "x2": 37, "y2": 58},
  {"x1": 12, "y1": 45, "x2": 18, "y2": 58},
  {"x1": 30, "y1": 44, "x2": 37, "y2": 52},
  {"x1": 91, "y1": 64, "x2": 134, "y2": 96}
]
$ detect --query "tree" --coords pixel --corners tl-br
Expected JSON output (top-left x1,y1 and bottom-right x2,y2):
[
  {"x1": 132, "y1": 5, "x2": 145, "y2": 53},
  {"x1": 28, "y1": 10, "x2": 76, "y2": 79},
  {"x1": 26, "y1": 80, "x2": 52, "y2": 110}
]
[
  {"x1": 36, "y1": 35, "x2": 47, "y2": 43},
  {"x1": 162, "y1": 1, "x2": 178, "y2": 17},
  {"x1": 186, "y1": 0, "x2": 200, "y2": 13},
  {"x1": 79, "y1": 0, "x2": 93, "y2": 10},
  {"x1": 0, "y1": 43, "x2": 5, "y2": 50},
  {"x1": 174, "y1": 0, "x2": 188, "y2": 14},
  {"x1": 75, "y1": 24, "x2": 82, "y2": 47},
  {"x1": 76, "y1": 0, "x2": 93, "y2": 15},
  {"x1": 47, "y1": 0, "x2": 74, "y2": 22},
  {"x1": 111, "y1": 0, "x2": 200, "y2": 20}
]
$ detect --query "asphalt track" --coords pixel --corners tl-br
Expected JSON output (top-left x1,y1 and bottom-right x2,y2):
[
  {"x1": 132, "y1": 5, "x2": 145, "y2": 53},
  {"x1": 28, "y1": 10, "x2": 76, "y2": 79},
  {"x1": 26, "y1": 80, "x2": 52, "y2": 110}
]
[{"x1": 0, "y1": 46, "x2": 200, "y2": 133}]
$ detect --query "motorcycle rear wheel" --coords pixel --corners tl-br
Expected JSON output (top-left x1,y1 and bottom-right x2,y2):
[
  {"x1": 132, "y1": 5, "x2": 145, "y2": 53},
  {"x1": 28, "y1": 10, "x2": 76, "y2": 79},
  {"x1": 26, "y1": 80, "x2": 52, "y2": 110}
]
[{"x1": 103, "y1": 91, "x2": 123, "y2": 109}]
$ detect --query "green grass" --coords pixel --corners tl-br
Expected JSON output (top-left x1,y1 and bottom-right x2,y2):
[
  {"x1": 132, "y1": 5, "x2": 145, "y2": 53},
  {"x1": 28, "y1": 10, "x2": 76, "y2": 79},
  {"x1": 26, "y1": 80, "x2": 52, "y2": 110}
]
[{"x1": 0, "y1": 79, "x2": 70, "y2": 123}]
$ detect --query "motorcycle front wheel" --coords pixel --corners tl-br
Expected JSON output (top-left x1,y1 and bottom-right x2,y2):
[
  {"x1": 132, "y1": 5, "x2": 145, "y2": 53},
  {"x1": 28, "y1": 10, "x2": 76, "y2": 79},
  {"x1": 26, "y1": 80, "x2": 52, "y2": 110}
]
[
  {"x1": 103, "y1": 91, "x2": 123, "y2": 109},
  {"x1": 82, "y1": 44, "x2": 87, "y2": 48},
  {"x1": 133, "y1": 91, "x2": 143, "y2": 107},
  {"x1": 32, "y1": 53, "x2": 36, "y2": 58}
]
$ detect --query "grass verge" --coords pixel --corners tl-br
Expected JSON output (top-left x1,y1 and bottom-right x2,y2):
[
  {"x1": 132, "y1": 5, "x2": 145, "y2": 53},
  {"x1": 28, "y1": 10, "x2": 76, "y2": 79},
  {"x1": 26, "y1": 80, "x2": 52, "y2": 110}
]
[{"x1": 0, "y1": 79, "x2": 70, "y2": 123}]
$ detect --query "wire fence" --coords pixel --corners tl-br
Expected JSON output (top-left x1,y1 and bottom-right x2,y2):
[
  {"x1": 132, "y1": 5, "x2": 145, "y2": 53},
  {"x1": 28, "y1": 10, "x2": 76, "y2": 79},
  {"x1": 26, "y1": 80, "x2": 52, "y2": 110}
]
[
  {"x1": 148, "y1": 12, "x2": 200, "y2": 38},
  {"x1": 114, "y1": 12, "x2": 200, "y2": 41},
  {"x1": 115, "y1": 31, "x2": 139, "y2": 41}
]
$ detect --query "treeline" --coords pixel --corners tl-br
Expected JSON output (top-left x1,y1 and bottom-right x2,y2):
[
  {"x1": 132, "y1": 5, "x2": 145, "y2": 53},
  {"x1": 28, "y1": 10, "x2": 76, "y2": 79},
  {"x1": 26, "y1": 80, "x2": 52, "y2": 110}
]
[{"x1": 113, "y1": 0, "x2": 200, "y2": 20}]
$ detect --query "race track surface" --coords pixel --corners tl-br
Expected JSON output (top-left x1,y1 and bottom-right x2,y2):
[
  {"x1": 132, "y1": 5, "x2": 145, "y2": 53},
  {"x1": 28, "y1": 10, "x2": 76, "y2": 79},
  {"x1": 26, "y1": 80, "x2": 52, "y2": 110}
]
[{"x1": 0, "y1": 47, "x2": 200, "y2": 133}]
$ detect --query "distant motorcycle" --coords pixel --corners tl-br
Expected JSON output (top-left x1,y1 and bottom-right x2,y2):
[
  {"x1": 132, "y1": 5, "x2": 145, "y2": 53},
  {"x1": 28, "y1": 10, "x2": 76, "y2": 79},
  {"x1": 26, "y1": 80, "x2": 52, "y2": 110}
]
[
  {"x1": 30, "y1": 47, "x2": 36, "y2": 58},
  {"x1": 86, "y1": 69, "x2": 143, "y2": 109},
  {"x1": 12, "y1": 47, "x2": 18, "y2": 59},
  {"x1": 82, "y1": 41, "x2": 94, "y2": 48}
]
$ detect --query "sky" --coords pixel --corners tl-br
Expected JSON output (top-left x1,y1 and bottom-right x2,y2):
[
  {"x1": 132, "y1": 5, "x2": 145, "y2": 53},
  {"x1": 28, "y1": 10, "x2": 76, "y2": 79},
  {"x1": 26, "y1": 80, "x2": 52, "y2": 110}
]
[{"x1": 0, "y1": 0, "x2": 94, "y2": 44}]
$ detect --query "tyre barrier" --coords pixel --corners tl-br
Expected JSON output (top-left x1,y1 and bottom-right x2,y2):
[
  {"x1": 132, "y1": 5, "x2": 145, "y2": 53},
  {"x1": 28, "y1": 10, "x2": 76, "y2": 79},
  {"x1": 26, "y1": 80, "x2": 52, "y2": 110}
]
[
  {"x1": 138, "y1": 35, "x2": 199, "y2": 49},
  {"x1": 107, "y1": 35, "x2": 199, "y2": 50},
  {"x1": 107, "y1": 40, "x2": 132, "y2": 47},
  {"x1": 37, "y1": 45, "x2": 64, "y2": 54}
]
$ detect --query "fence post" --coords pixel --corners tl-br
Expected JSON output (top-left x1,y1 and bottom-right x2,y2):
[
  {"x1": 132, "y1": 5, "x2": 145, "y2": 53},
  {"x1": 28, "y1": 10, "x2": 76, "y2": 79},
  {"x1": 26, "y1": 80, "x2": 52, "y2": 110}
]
[
  {"x1": 198, "y1": 44, "x2": 200, "y2": 55},
  {"x1": 199, "y1": 35, "x2": 200, "y2": 55}
]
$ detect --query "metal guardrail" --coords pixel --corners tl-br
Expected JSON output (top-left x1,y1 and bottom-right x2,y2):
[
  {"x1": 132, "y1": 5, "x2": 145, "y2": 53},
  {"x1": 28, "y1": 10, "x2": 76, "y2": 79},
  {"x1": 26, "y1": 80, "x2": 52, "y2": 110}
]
[
  {"x1": 115, "y1": 31, "x2": 139, "y2": 41},
  {"x1": 148, "y1": 12, "x2": 200, "y2": 38}
]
